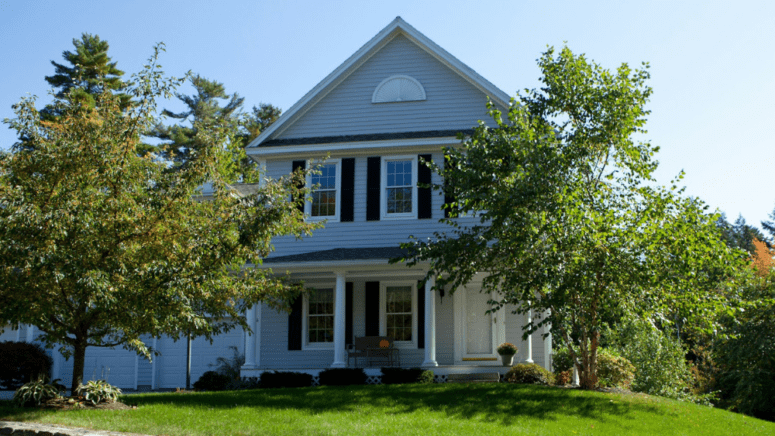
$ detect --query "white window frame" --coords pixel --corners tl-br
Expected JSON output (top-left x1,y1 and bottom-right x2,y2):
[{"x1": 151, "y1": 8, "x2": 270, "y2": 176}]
[
  {"x1": 379, "y1": 281, "x2": 418, "y2": 349},
  {"x1": 302, "y1": 286, "x2": 336, "y2": 350},
  {"x1": 305, "y1": 159, "x2": 341, "y2": 222},
  {"x1": 381, "y1": 155, "x2": 417, "y2": 220}
]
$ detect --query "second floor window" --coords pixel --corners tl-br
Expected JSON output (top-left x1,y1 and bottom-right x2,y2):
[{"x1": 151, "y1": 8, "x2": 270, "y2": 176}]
[
  {"x1": 307, "y1": 161, "x2": 341, "y2": 221},
  {"x1": 382, "y1": 156, "x2": 417, "y2": 219}
]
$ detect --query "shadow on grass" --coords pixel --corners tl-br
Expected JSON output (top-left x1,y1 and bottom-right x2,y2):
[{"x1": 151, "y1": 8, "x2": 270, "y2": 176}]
[{"x1": 115, "y1": 384, "x2": 668, "y2": 427}]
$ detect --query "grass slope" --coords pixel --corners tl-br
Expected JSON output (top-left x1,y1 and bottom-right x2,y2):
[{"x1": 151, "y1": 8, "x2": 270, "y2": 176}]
[{"x1": 1, "y1": 384, "x2": 772, "y2": 436}]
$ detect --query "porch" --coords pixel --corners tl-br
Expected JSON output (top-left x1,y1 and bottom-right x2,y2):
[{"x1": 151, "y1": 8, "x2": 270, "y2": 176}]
[{"x1": 239, "y1": 248, "x2": 550, "y2": 377}]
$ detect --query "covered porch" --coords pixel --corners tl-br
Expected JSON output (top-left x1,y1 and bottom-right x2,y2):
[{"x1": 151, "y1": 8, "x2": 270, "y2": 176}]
[{"x1": 240, "y1": 248, "x2": 548, "y2": 378}]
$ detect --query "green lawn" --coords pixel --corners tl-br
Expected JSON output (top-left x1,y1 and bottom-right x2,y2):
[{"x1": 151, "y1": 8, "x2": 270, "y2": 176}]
[{"x1": 1, "y1": 383, "x2": 772, "y2": 436}]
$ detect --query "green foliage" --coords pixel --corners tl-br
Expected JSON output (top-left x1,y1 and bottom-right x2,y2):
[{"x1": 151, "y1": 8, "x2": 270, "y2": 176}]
[
  {"x1": 596, "y1": 349, "x2": 636, "y2": 389},
  {"x1": 380, "y1": 368, "x2": 434, "y2": 384},
  {"x1": 715, "y1": 272, "x2": 775, "y2": 420},
  {"x1": 13, "y1": 377, "x2": 65, "y2": 407},
  {"x1": 259, "y1": 371, "x2": 313, "y2": 389},
  {"x1": 402, "y1": 45, "x2": 743, "y2": 390},
  {"x1": 193, "y1": 371, "x2": 232, "y2": 391},
  {"x1": 504, "y1": 363, "x2": 554, "y2": 386},
  {"x1": 0, "y1": 44, "x2": 319, "y2": 393},
  {"x1": 0, "y1": 341, "x2": 53, "y2": 390},
  {"x1": 716, "y1": 214, "x2": 768, "y2": 254},
  {"x1": 604, "y1": 318, "x2": 698, "y2": 401},
  {"x1": 318, "y1": 368, "x2": 367, "y2": 386},
  {"x1": 551, "y1": 346, "x2": 574, "y2": 374},
  {"x1": 496, "y1": 342, "x2": 518, "y2": 356},
  {"x1": 209, "y1": 345, "x2": 244, "y2": 389},
  {"x1": 75, "y1": 380, "x2": 122, "y2": 405}
]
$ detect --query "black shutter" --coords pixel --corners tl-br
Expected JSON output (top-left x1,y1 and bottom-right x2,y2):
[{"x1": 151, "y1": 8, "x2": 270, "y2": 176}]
[
  {"x1": 346, "y1": 282, "x2": 354, "y2": 346},
  {"x1": 366, "y1": 157, "x2": 381, "y2": 221},
  {"x1": 418, "y1": 154, "x2": 432, "y2": 219},
  {"x1": 288, "y1": 295, "x2": 303, "y2": 350},
  {"x1": 341, "y1": 158, "x2": 355, "y2": 222},
  {"x1": 292, "y1": 160, "x2": 306, "y2": 214},
  {"x1": 444, "y1": 166, "x2": 455, "y2": 219},
  {"x1": 365, "y1": 281, "x2": 380, "y2": 336},
  {"x1": 417, "y1": 282, "x2": 425, "y2": 349}
]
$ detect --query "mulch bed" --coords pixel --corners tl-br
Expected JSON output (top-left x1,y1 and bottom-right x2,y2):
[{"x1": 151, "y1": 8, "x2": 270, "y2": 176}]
[{"x1": 38, "y1": 397, "x2": 136, "y2": 411}]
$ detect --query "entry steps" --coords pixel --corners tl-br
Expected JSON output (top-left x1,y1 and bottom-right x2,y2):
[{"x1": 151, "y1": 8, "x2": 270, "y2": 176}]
[{"x1": 446, "y1": 372, "x2": 501, "y2": 383}]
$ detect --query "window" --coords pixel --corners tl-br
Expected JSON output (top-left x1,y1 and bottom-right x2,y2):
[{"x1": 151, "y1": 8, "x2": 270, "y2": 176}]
[
  {"x1": 381, "y1": 156, "x2": 417, "y2": 219},
  {"x1": 372, "y1": 75, "x2": 426, "y2": 103},
  {"x1": 380, "y1": 282, "x2": 417, "y2": 347},
  {"x1": 306, "y1": 289, "x2": 334, "y2": 346},
  {"x1": 306, "y1": 160, "x2": 341, "y2": 221}
]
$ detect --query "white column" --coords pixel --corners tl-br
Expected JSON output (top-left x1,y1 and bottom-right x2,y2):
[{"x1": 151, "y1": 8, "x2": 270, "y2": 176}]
[
  {"x1": 525, "y1": 309, "x2": 534, "y2": 363},
  {"x1": 422, "y1": 276, "x2": 438, "y2": 367},
  {"x1": 543, "y1": 317, "x2": 552, "y2": 371},
  {"x1": 331, "y1": 271, "x2": 347, "y2": 368},
  {"x1": 51, "y1": 347, "x2": 61, "y2": 381},
  {"x1": 243, "y1": 305, "x2": 257, "y2": 369}
]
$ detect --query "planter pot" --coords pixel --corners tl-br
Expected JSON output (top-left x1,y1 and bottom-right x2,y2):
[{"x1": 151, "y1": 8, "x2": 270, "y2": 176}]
[{"x1": 500, "y1": 354, "x2": 514, "y2": 367}]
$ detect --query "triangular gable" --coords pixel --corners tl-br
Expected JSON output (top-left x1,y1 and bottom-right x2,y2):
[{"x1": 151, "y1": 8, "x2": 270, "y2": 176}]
[{"x1": 247, "y1": 17, "x2": 510, "y2": 148}]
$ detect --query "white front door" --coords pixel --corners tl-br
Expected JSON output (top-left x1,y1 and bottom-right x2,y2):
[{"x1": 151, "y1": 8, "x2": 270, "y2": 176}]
[{"x1": 454, "y1": 286, "x2": 505, "y2": 364}]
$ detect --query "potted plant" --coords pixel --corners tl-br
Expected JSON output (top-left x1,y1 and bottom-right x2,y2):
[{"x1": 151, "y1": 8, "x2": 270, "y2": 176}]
[{"x1": 497, "y1": 343, "x2": 518, "y2": 366}]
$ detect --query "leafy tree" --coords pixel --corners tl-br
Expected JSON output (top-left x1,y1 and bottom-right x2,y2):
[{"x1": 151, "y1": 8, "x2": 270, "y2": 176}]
[
  {"x1": 402, "y1": 46, "x2": 742, "y2": 389},
  {"x1": 0, "y1": 45, "x2": 319, "y2": 393},
  {"x1": 149, "y1": 74, "x2": 256, "y2": 182}
]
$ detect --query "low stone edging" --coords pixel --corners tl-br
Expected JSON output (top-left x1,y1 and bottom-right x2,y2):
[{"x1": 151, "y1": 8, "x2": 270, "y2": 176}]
[{"x1": 0, "y1": 421, "x2": 149, "y2": 436}]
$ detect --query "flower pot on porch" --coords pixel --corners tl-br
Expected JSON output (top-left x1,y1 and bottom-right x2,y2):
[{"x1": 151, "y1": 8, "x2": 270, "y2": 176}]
[
  {"x1": 500, "y1": 354, "x2": 514, "y2": 367},
  {"x1": 496, "y1": 343, "x2": 518, "y2": 367}
]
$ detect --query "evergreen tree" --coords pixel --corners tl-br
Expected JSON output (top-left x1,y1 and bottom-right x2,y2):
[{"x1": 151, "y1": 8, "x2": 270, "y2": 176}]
[
  {"x1": 241, "y1": 103, "x2": 282, "y2": 144},
  {"x1": 43, "y1": 33, "x2": 131, "y2": 113},
  {"x1": 717, "y1": 214, "x2": 767, "y2": 253},
  {"x1": 762, "y1": 206, "x2": 775, "y2": 241},
  {"x1": 149, "y1": 75, "x2": 252, "y2": 182}
]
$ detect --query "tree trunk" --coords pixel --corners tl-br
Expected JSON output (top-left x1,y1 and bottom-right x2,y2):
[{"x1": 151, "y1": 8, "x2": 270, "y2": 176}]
[{"x1": 70, "y1": 339, "x2": 87, "y2": 394}]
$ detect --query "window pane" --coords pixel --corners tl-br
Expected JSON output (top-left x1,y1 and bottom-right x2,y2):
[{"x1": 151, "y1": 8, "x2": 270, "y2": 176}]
[{"x1": 309, "y1": 289, "x2": 334, "y2": 343}]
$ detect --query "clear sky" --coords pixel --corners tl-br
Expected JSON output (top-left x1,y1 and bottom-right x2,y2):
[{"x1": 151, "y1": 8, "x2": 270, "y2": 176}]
[{"x1": 1, "y1": 0, "x2": 773, "y2": 229}]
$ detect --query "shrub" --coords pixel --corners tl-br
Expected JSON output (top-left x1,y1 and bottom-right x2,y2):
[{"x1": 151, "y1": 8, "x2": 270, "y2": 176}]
[
  {"x1": 210, "y1": 345, "x2": 244, "y2": 389},
  {"x1": 596, "y1": 349, "x2": 635, "y2": 389},
  {"x1": 0, "y1": 341, "x2": 53, "y2": 390},
  {"x1": 604, "y1": 318, "x2": 697, "y2": 401},
  {"x1": 381, "y1": 367, "x2": 434, "y2": 384},
  {"x1": 13, "y1": 377, "x2": 65, "y2": 407},
  {"x1": 555, "y1": 370, "x2": 572, "y2": 386},
  {"x1": 259, "y1": 371, "x2": 313, "y2": 389},
  {"x1": 505, "y1": 363, "x2": 554, "y2": 385},
  {"x1": 75, "y1": 380, "x2": 122, "y2": 405},
  {"x1": 552, "y1": 346, "x2": 574, "y2": 374},
  {"x1": 318, "y1": 368, "x2": 367, "y2": 386},
  {"x1": 193, "y1": 371, "x2": 232, "y2": 391}
]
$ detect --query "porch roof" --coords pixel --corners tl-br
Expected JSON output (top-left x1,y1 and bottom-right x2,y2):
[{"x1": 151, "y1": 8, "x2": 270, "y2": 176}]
[{"x1": 262, "y1": 247, "x2": 408, "y2": 264}]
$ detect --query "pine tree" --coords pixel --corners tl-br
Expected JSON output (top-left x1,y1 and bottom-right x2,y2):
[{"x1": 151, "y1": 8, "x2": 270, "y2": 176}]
[
  {"x1": 241, "y1": 103, "x2": 282, "y2": 144},
  {"x1": 43, "y1": 33, "x2": 131, "y2": 113},
  {"x1": 149, "y1": 75, "x2": 251, "y2": 182},
  {"x1": 762, "y1": 206, "x2": 775, "y2": 241}
]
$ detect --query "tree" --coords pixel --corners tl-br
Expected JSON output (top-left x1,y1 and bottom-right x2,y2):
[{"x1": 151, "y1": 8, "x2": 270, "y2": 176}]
[
  {"x1": 0, "y1": 45, "x2": 319, "y2": 393},
  {"x1": 717, "y1": 213, "x2": 767, "y2": 254},
  {"x1": 43, "y1": 33, "x2": 131, "y2": 116},
  {"x1": 149, "y1": 74, "x2": 255, "y2": 183},
  {"x1": 240, "y1": 103, "x2": 282, "y2": 144},
  {"x1": 762, "y1": 206, "x2": 775, "y2": 242},
  {"x1": 402, "y1": 46, "x2": 742, "y2": 389}
]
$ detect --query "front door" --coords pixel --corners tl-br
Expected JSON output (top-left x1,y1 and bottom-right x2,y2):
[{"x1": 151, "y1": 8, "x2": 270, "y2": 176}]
[{"x1": 454, "y1": 286, "x2": 505, "y2": 364}]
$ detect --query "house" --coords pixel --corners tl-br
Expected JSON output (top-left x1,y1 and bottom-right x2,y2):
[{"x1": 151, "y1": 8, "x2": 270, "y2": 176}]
[
  {"x1": 0, "y1": 17, "x2": 551, "y2": 391},
  {"x1": 238, "y1": 17, "x2": 551, "y2": 381}
]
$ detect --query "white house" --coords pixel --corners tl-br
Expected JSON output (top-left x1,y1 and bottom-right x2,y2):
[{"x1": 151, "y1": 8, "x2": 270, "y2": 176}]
[{"x1": 1, "y1": 17, "x2": 551, "y2": 390}]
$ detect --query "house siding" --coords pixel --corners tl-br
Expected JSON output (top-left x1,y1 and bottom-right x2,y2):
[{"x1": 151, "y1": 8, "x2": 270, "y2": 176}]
[
  {"x1": 275, "y1": 35, "x2": 502, "y2": 140},
  {"x1": 264, "y1": 153, "x2": 478, "y2": 258}
]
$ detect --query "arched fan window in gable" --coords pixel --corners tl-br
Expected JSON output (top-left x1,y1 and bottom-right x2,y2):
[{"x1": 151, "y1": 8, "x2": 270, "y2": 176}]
[{"x1": 372, "y1": 75, "x2": 426, "y2": 103}]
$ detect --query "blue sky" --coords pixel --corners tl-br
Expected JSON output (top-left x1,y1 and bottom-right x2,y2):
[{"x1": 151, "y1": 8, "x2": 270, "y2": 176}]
[{"x1": 1, "y1": 0, "x2": 773, "y2": 229}]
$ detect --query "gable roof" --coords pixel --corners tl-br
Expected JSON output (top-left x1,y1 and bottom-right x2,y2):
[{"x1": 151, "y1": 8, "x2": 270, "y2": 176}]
[{"x1": 247, "y1": 17, "x2": 510, "y2": 149}]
